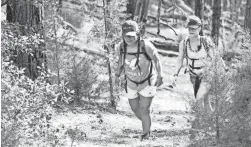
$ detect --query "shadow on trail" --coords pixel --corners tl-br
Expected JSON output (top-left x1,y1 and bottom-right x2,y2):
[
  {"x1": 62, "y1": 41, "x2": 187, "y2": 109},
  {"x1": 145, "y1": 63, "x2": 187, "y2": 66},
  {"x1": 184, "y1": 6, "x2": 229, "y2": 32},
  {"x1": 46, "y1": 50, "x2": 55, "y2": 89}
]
[{"x1": 120, "y1": 128, "x2": 193, "y2": 138}]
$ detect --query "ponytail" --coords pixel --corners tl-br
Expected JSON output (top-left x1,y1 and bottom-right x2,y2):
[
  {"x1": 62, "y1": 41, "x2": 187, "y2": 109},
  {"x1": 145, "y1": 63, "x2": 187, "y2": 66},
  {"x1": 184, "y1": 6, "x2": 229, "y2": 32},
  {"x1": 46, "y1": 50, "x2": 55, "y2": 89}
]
[
  {"x1": 122, "y1": 39, "x2": 127, "y2": 66},
  {"x1": 135, "y1": 34, "x2": 142, "y2": 72}
]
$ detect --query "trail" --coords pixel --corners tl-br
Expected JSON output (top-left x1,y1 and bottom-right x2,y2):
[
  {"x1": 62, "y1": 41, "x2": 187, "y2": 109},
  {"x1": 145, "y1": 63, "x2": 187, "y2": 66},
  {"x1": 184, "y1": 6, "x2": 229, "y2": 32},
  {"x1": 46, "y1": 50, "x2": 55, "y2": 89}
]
[{"x1": 52, "y1": 56, "x2": 196, "y2": 147}]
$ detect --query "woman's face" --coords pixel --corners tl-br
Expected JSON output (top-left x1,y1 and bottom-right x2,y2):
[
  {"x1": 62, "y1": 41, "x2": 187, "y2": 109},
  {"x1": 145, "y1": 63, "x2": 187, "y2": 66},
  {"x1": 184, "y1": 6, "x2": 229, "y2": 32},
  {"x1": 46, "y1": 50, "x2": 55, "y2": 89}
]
[
  {"x1": 123, "y1": 35, "x2": 137, "y2": 46},
  {"x1": 188, "y1": 25, "x2": 200, "y2": 37}
]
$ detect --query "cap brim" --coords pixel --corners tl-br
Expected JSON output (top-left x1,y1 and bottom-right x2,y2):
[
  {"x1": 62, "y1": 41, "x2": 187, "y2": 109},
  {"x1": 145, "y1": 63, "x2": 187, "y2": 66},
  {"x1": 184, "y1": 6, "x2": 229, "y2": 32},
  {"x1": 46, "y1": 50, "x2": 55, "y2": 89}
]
[{"x1": 124, "y1": 32, "x2": 137, "y2": 36}]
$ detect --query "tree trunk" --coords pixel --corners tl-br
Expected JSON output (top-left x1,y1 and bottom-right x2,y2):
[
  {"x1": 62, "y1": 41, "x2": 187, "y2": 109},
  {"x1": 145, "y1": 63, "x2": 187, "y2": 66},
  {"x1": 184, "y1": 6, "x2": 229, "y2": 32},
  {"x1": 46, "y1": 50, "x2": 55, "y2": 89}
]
[
  {"x1": 195, "y1": 0, "x2": 202, "y2": 18},
  {"x1": 234, "y1": 0, "x2": 242, "y2": 22},
  {"x1": 126, "y1": 0, "x2": 150, "y2": 22},
  {"x1": 230, "y1": 0, "x2": 242, "y2": 21},
  {"x1": 103, "y1": 0, "x2": 115, "y2": 108},
  {"x1": 244, "y1": 0, "x2": 251, "y2": 32},
  {"x1": 6, "y1": 0, "x2": 45, "y2": 80},
  {"x1": 134, "y1": 0, "x2": 150, "y2": 22},
  {"x1": 195, "y1": 0, "x2": 204, "y2": 35},
  {"x1": 211, "y1": 0, "x2": 221, "y2": 46},
  {"x1": 126, "y1": 0, "x2": 137, "y2": 19},
  {"x1": 211, "y1": 0, "x2": 221, "y2": 144}
]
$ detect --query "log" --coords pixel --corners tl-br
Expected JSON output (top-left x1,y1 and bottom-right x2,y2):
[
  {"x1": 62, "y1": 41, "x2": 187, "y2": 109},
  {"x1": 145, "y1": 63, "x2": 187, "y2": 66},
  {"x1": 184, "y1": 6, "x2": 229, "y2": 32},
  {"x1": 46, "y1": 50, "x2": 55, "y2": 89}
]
[{"x1": 150, "y1": 40, "x2": 179, "y2": 52}]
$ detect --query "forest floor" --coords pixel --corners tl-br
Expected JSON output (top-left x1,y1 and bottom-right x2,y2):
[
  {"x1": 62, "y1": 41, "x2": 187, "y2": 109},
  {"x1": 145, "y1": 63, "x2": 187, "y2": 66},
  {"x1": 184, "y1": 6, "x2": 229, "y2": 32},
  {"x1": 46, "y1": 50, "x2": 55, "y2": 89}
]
[{"x1": 52, "y1": 56, "x2": 197, "y2": 147}]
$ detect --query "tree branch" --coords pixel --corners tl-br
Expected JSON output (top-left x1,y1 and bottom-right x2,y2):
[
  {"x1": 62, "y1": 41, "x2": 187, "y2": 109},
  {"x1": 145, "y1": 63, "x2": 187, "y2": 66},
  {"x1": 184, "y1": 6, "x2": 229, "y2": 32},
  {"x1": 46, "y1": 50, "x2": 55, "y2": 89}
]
[{"x1": 147, "y1": 15, "x2": 178, "y2": 36}]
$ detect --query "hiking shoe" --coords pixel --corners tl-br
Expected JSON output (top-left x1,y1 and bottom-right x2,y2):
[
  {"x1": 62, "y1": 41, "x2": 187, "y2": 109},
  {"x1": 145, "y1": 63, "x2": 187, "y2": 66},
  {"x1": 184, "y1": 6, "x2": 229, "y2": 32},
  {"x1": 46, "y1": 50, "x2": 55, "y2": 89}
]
[{"x1": 140, "y1": 132, "x2": 150, "y2": 141}]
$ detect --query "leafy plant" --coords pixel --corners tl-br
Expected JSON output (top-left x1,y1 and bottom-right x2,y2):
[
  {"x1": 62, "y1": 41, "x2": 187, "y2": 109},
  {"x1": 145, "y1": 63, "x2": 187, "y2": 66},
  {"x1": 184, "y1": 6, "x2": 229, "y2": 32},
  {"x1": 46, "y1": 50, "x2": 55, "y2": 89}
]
[
  {"x1": 190, "y1": 29, "x2": 251, "y2": 147},
  {"x1": 1, "y1": 21, "x2": 70, "y2": 146}
]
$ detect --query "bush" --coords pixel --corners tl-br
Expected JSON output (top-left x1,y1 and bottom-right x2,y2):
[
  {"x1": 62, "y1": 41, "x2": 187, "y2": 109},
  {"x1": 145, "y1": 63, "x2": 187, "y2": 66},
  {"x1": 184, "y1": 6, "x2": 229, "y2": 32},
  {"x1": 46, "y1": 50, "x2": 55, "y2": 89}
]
[
  {"x1": 1, "y1": 62, "x2": 70, "y2": 146},
  {"x1": 190, "y1": 30, "x2": 251, "y2": 147},
  {"x1": 1, "y1": 21, "x2": 70, "y2": 146},
  {"x1": 62, "y1": 51, "x2": 109, "y2": 103},
  {"x1": 219, "y1": 30, "x2": 251, "y2": 146}
]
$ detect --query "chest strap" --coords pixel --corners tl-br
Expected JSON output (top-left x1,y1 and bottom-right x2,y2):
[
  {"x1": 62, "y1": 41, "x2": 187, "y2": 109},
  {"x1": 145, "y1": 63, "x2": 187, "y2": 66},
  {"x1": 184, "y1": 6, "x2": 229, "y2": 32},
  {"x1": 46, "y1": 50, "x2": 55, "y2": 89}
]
[
  {"x1": 189, "y1": 64, "x2": 204, "y2": 70},
  {"x1": 125, "y1": 61, "x2": 153, "y2": 93}
]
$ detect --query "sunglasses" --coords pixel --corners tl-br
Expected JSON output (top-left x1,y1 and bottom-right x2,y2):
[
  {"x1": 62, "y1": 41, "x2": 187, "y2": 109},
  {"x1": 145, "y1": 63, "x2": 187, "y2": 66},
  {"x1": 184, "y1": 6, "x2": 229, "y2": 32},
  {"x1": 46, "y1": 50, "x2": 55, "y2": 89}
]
[
  {"x1": 187, "y1": 26, "x2": 200, "y2": 31},
  {"x1": 123, "y1": 35, "x2": 137, "y2": 39}
]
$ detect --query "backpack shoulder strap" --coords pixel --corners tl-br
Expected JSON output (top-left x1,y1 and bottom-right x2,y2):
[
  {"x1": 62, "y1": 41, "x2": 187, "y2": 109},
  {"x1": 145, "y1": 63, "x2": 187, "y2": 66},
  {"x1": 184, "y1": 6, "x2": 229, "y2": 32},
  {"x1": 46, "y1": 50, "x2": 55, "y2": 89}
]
[
  {"x1": 119, "y1": 42, "x2": 124, "y2": 55},
  {"x1": 141, "y1": 39, "x2": 152, "y2": 61}
]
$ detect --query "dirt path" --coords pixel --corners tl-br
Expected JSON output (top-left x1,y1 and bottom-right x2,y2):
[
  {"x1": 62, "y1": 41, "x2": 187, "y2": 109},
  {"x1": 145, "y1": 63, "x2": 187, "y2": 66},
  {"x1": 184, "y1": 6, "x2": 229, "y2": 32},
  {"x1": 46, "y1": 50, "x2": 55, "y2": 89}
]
[{"x1": 52, "y1": 56, "x2": 196, "y2": 147}]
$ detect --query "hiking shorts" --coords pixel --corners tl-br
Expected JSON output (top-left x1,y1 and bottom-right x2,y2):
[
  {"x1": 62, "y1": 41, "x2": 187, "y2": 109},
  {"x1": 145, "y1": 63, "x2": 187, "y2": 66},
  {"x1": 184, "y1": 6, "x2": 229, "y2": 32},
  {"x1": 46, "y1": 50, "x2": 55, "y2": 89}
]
[
  {"x1": 122, "y1": 85, "x2": 157, "y2": 99},
  {"x1": 189, "y1": 74, "x2": 211, "y2": 98}
]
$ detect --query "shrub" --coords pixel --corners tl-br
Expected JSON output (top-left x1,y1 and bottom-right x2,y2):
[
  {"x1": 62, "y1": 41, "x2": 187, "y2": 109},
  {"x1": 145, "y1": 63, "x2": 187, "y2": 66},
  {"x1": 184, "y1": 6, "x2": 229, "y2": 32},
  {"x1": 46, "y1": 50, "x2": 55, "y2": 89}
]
[
  {"x1": 1, "y1": 21, "x2": 69, "y2": 146},
  {"x1": 190, "y1": 29, "x2": 251, "y2": 147}
]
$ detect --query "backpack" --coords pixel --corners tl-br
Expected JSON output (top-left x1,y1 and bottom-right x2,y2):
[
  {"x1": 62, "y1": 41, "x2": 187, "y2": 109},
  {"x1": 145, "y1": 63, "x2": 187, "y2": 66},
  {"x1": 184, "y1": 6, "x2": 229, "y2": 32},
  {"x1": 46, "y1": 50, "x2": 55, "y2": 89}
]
[
  {"x1": 119, "y1": 39, "x2": 153, "y2": 92},
  {"x1": 183, "y1": 36, "x2": 213, "y2": 75}
]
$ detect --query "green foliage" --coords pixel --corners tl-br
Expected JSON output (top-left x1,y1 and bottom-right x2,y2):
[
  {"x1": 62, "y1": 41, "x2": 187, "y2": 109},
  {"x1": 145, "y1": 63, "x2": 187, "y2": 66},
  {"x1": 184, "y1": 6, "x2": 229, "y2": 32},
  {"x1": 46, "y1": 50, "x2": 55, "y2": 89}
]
[
  {"x1": 190, "y1": 29, "x2": 251, "y2": 147},
  {"x1": 1, "y1": 22, "x2": 70, "y2": 146},
  {"x1": 62, "y1": 52, "x2": 109, "y2": 102},
  {"x1": 1, "y1": 22, "x2": 45, "y2": 71},
  {"x1": 1, "y1": 64, "x2": 61, "y2": 147},
  {"x1": 88, "y1": 0, "x2": 127, "y2": 45},
  {"x1": 219, "y1": 29, "x2": 251, "y2": 146}
]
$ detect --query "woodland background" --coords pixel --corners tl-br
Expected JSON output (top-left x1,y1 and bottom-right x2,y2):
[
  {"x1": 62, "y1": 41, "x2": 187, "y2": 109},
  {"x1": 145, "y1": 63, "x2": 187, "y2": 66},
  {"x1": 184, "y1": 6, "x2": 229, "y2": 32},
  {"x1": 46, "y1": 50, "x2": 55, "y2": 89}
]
[{"x1": 1, "y1": 0, "x2": 251, "y2": 146}]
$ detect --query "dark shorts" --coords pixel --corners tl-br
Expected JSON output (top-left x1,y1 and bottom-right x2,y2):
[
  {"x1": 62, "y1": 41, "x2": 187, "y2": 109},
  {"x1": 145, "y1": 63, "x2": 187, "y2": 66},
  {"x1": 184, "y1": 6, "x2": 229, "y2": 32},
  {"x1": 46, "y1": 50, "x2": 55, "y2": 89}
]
[{"x1": 190, "y1": 74, "x2": 203, "y2": 98}]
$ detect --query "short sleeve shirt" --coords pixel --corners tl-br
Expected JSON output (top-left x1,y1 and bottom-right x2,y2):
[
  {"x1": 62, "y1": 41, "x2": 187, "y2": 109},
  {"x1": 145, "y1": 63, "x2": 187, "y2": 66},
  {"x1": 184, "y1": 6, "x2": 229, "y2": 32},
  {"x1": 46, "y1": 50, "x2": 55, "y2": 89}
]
[{"x1": 119, "y1": 39, "x2": 158, "y2": 90}]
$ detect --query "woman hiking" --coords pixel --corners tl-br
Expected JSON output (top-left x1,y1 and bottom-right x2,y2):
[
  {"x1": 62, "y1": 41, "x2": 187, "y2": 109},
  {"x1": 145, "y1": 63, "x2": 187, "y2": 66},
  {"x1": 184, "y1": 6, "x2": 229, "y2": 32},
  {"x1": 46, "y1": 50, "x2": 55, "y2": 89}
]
[
  {"x1": 172, "y1": 15, "x2": 215, "y2": 113},
  {"x1": 115, "y1": 20, "x2": 163, "y2": 141}
]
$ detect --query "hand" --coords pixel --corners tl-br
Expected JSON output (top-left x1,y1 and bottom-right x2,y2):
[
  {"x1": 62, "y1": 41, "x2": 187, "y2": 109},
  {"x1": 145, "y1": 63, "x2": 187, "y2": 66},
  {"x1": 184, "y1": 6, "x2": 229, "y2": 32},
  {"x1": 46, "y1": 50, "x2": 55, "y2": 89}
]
[{"x1": 155, "y1": 75, "x2": 163, "y2": 87}]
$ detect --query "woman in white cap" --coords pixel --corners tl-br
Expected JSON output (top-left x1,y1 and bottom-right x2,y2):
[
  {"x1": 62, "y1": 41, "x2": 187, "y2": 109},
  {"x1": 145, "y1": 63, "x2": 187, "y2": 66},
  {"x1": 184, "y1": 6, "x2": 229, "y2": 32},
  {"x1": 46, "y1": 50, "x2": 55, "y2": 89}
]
[
  {"x1": 115, "y1": 20, "x2": 163, "y2": 140},
  {"x1": 173, "y1": 15, "x2": 215, "y2": 113}
]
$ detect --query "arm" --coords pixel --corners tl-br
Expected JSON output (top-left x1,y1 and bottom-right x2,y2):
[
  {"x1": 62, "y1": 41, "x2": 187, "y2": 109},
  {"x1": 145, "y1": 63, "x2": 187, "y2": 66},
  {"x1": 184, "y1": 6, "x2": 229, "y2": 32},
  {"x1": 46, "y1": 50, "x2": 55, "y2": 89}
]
[
  {"x1": 144, "y1": 40, "x2": 163, "y2": 86},
  {"x1": 144, "y1": 40, "x2": 163, "y2": 78},
  {"x1": 115, "y1": 43, "x2": 124, "y2": 77},
  {"x1": 174, "y1": 40, "x2": 185, "y2": 76},
  {"x1": 152, "y1": 52, "x2": 163, "y2": 78},
  {"x1": 115, "y1": 55, "x2": 123, "y2": 77},
  {"x1": 151, "y1": 48, "x2": 163, "y2": 87}
]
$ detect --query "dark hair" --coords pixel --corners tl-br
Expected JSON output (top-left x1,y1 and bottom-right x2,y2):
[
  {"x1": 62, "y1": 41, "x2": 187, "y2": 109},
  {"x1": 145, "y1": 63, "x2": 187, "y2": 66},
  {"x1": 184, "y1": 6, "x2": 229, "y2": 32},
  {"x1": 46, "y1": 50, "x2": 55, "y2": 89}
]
[
  {"x1": 135, "y1": 34, "x2": 141, "y2": 72},
  {"x1": 123, "y1": 39, "x2": 127, "y2": 65}
]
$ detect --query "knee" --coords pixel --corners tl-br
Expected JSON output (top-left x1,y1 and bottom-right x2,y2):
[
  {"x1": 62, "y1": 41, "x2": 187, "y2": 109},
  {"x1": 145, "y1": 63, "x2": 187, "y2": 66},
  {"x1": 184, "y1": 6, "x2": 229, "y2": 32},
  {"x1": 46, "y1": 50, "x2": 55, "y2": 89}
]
[
  {"x1": 131, "y1": 107, "x2": 138, "y2": 113},
  {"x1": 196, "y1": 84, "x2": 211, "y2": 99},
  {"x1": 140, "y1": 106, "x2": 150, "y2": 115},
  {"x1": 201, "y1": 82, "x2": 211, "y2": 91},
  {"x1": 197, "y1": 98, "x2": 204, "y2": 106}
]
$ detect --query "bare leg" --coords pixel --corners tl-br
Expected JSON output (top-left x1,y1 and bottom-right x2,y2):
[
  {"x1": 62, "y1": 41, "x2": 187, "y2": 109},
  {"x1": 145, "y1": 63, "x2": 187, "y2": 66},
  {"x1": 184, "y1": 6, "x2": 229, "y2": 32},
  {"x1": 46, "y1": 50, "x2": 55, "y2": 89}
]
[
  {"x1": 196, "y1": 82, "x2": 212, "y2": 113},
  {"x1": 128, "y1": 98, "x2": 142, "y2": 120},
  {"x1": 139, "y1": 95, "x2": 153, "y2": 134},
  {"x1": 204, "y1": 92, "x2": 214, "y2": 112}
]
